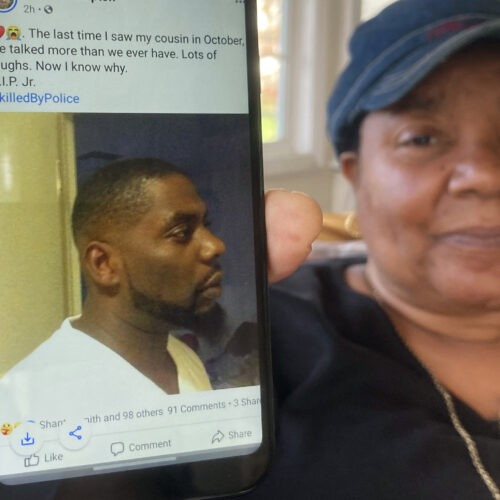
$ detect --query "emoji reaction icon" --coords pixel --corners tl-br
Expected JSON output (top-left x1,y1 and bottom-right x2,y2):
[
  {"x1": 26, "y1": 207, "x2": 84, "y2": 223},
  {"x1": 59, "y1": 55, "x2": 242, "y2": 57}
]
[
  {"x1": 0, "y1": 26, "x2": 5, "y2": 38},
  {"x1": 6, "y1": 25, "x2": 21, "y2": 41},
  {"x1": 1, "y1": 423, "x2": 13, "y2": 436}
]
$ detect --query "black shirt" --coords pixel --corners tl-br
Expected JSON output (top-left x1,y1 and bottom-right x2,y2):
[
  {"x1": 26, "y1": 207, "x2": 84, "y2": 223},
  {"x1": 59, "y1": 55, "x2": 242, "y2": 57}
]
[{"x1": 240, "y1": 257, "x2": 500, "y2": 499}]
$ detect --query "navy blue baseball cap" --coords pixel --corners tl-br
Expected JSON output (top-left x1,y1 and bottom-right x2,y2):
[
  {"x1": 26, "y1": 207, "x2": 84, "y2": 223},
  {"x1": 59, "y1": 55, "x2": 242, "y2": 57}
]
[{"x1": 327, "y1": 0, "x2": 500, "y2": 155}]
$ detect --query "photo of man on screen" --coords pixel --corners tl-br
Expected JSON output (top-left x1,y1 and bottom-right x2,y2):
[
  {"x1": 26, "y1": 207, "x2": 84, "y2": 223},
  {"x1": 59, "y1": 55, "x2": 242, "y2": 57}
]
[{"x1": 1, "y1": 158, "x2": 242, "y2": 409}]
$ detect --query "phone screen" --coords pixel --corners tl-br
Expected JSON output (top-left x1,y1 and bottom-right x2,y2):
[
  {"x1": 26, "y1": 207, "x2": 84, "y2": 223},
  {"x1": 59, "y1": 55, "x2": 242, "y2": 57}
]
[{"x1": 0, "y1": 0, "x2": 270, "y2": 497}]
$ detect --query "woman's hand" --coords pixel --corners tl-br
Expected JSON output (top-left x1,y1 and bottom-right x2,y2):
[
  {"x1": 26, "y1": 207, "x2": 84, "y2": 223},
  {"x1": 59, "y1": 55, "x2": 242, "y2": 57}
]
[{"x1": 265, "y1": 190, "x2": 322, "y2": 284}]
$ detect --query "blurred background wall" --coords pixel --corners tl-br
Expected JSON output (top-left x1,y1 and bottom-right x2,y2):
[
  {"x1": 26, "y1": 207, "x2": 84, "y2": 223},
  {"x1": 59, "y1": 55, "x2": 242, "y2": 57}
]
[{"x1": 0, "y1": 113, "x2": 80, "y2": 374}]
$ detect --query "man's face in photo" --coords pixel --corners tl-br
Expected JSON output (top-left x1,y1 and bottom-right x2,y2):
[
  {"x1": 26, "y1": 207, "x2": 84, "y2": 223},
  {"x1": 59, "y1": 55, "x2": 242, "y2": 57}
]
[{"x1": 114, "y1": 174, "x2": 227, "y2": 328}]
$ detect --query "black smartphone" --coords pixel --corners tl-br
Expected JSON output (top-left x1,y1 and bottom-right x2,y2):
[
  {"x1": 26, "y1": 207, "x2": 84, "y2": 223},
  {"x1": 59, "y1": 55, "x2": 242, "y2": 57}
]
[{"x1": 0, "y1": 0, "x2": 272, "y2": 498}]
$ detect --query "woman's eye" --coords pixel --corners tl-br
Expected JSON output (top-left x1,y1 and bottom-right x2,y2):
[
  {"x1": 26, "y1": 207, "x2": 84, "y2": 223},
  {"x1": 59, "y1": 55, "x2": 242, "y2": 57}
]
[
  {"x1": 392, "y1": 126, "x2": 450, "y2": 162},
  {"x1": 409, "y1": 135, "x2": 433, "y2": 146},
  {"x1": 401, "y1": 134, "x2": 434, "y2": 147}
]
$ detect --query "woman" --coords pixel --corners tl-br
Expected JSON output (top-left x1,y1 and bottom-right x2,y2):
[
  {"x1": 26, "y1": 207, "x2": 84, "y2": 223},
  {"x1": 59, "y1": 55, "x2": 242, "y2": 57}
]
[{"x1": 240, "y1": 0, "x2": 500, "y2": 498}]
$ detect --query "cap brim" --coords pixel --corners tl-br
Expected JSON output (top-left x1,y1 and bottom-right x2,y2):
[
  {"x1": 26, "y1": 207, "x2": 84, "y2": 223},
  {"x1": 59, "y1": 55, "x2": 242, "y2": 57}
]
[{"x1": 361, "y1": 19, "x2": 500, "y2": 112}]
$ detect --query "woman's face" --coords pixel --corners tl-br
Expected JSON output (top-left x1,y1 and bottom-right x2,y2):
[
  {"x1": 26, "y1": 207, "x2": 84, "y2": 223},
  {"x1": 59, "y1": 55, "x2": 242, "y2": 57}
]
[{"x1": 342, "y1": 44, "x2": 500, "y2": 315}]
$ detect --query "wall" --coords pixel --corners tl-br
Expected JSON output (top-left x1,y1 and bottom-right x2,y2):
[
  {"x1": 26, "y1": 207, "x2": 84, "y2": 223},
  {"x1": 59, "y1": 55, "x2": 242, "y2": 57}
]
[
  {"x1": 265, "y1": 167, "x2": 355, "y2": 214},
  {"x1": 0, "y1": 113, "x2": 79, "y2": 374}
]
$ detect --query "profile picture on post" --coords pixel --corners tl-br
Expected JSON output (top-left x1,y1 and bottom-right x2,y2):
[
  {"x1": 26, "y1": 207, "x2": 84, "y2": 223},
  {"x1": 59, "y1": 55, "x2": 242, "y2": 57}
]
[{"x1": 0, "y1": 0, "x2": 17, "y2": 13}]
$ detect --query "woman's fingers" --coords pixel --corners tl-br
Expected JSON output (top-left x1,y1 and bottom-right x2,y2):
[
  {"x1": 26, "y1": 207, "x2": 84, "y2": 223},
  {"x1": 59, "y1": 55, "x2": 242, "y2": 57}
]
[{"x1": 265, "y1": 190, "x2": 323, "y2": 284}]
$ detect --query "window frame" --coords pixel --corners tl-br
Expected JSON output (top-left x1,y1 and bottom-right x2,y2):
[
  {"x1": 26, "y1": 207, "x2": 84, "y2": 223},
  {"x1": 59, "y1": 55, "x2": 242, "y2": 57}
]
[{"x1": 262, "y1": 0, "x2": 362, "y2": 176}]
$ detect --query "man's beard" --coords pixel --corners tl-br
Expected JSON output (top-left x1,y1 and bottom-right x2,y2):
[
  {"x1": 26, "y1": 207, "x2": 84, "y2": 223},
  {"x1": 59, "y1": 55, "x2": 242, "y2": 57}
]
[{"x1": 129, "y1": 283, "x2": 227, "y2": 339}]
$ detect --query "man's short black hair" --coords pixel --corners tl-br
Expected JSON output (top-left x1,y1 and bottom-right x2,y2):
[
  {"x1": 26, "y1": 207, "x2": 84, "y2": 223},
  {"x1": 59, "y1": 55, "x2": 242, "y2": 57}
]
[{"x1": 72, "y1": 157, "x2": 186, "y2": 245}]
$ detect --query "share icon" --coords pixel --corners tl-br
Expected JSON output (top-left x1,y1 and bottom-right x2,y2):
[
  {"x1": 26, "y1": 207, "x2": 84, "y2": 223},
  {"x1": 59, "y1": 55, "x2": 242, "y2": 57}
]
[
  {"x1": 68, "y1": 425, "x2": 82, "y2": 440},
  {"x1": 59, "y1": 422, "x2": 91, "y2": 451}
]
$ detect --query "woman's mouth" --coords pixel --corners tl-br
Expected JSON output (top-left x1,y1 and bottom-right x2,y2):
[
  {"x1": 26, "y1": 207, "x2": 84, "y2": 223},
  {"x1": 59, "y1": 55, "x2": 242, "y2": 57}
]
[{"x1": 437, "y1": 227, "x2": 500, "y2": 249}]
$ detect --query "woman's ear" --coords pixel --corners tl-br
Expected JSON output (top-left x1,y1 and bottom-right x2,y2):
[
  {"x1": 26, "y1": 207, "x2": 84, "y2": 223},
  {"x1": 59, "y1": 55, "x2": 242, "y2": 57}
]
[
  {"x1": 83, "y1": 241, "x2": 122, "y2": 288},
  {"x1": 339, "y1": 151, "x2": 360, "y2": 188}
]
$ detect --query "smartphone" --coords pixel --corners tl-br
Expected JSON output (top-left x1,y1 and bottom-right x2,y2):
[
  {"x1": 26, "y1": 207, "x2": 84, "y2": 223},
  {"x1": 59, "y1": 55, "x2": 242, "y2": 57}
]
[{"x1": 0, "y1": 1, "x2": 272, "y2": 498}]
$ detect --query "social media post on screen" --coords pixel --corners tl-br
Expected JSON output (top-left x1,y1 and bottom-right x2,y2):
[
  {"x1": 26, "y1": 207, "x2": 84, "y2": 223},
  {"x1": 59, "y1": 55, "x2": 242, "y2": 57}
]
[
  {"x1": 0, "y1": 35, "x2": 264, "y2": 483},
  {"x1": 0, "y1": 0, "x2": 263, "y2": 484},
  {"x1": 0, "y1": 0, "x2": 249, "y2": 113}
]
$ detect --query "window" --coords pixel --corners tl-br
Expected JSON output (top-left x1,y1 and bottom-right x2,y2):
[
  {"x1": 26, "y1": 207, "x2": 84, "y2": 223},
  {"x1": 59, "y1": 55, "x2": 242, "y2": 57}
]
[
  {"x1": 258, "y1": 1, "x2": 359, "y2": 176},
  {"x1": 257, "y1": 0, "x2": 287, "y2": 143},
  {"x1": 361, "y1": 0, "x2": 394, "y2": 20},
  {"x1": 258, "y1": 0, "x2": 396, "y2": 211}
]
